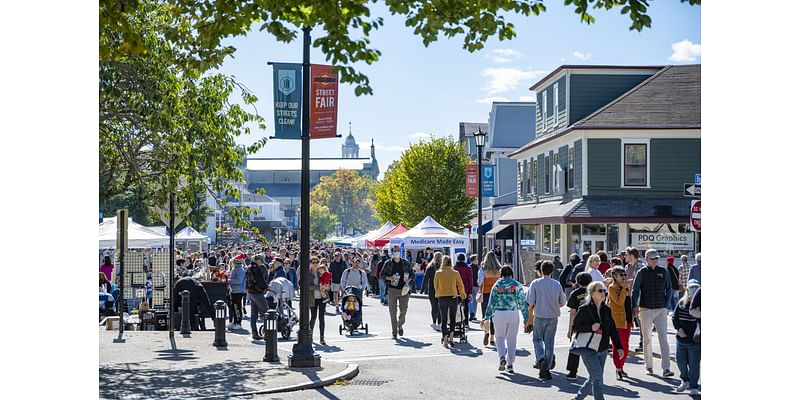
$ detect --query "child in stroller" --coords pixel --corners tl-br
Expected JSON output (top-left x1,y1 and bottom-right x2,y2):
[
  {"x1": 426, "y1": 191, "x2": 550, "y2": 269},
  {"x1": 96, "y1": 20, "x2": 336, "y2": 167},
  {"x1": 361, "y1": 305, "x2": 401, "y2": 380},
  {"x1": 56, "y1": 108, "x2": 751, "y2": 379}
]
[
  {"x1": 339, "y1": 286, "x2": 368, "y2": 336},
  {"x1": 452, "y1": 296, "x2": 469, "y2": 343}
]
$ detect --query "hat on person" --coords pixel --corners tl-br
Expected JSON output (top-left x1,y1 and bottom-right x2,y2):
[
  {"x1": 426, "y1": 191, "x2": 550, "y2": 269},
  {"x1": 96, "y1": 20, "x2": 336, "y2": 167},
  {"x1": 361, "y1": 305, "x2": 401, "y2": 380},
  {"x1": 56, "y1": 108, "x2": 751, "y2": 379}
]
[
  {"x1": 254, "y1": 253, "x2": 265, "y2": 262},
  {"x1": 687, "y1": 279, "x2": 700, "y2": 288},
  {"x1": 645, "y1": 249, "x2": 660, "y2": 260},
  {"x1": 666, "y1": 256, "x2": 675, "y2": 264}
]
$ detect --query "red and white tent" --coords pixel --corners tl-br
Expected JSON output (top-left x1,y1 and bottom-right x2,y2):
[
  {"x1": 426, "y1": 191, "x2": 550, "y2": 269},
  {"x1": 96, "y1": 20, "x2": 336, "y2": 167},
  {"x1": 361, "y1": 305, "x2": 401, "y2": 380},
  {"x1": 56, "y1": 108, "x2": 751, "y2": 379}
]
[{"x1": 368, "y1": 224, "x2": 409, "y2": 248}]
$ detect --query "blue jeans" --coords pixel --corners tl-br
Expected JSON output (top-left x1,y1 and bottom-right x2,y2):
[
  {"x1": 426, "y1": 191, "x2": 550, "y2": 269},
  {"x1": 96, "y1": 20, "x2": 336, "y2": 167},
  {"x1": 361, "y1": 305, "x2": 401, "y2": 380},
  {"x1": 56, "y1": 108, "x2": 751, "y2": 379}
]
[
  {"x1": 670, "y1": 290, "x2": 681, "y2": 311},
  {"x1": 532, "y1": 317, "x2": 558, "y2": 369},
  {"x1": 378, "y1": 278, "x2": 387, "y2": 303},
  {"x1": 576, "y1": 350, "x2": 608, "y2": 400},
  {"x1": 468, "y1": 286, "x2": 479, "y2": 316},
  {"x1": 676, "y1": 341, "x2": 701, "y2": 389}
]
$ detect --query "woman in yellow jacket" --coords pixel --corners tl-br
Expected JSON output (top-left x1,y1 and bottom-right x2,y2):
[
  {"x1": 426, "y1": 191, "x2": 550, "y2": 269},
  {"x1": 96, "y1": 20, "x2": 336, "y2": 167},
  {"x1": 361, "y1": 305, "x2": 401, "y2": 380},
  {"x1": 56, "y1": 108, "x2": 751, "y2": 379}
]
[
  {"x1": 434, "y1": 255, "x2": 466, "y2": 348},
  {"x1": 607, "y1": 266, "x2": 633, "y2": 380}
]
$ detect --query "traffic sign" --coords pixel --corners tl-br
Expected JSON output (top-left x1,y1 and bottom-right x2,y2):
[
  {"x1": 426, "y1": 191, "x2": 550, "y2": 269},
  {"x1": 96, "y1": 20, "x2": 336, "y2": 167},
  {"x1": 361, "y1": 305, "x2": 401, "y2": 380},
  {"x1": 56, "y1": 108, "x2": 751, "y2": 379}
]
[
  {"x1": 690, "y1": 200, "x2": 701, "y2": 232},
  {"x1": 695, "y1": 174, "x2": 701, "y2": 185},
  {"x1": 684, "y1": 183, "x2": 701, "y2": 197}
]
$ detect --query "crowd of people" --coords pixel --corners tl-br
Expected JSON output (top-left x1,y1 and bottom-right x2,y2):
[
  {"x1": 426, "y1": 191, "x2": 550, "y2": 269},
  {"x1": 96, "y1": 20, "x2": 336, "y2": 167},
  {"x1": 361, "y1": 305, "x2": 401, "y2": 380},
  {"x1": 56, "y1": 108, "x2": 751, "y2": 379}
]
[{"x1": 100, "y1": 240, "x2": 701, "y2": 397}]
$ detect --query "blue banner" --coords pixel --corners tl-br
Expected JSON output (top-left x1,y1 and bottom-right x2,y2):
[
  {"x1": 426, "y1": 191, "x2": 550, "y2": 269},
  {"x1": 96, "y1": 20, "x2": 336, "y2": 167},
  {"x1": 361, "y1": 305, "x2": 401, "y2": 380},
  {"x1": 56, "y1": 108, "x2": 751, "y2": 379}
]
[
  {"x1": 481, "y1": 165, "x2": 495, "y2": 197},
  {"x1": 272, "y1": 63, "x2": 302, "y2": 139}
]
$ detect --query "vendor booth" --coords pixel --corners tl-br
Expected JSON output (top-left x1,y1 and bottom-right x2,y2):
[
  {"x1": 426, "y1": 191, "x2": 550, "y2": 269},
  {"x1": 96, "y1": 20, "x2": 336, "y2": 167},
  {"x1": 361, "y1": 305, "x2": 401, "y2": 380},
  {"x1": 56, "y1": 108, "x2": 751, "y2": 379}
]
[
  {"x1": 175, "y1": 226, "x2": 210, "y2": 253},
  {"x1": 389, "y1": 216, "x2": 469, "y2": 262}
]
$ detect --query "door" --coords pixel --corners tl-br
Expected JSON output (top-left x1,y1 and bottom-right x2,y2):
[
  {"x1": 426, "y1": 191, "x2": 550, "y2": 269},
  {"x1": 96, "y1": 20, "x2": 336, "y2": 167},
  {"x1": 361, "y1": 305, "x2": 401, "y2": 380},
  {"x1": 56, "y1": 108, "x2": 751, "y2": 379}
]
[{"x1": 582, "y1": 235, "x2": 606, "y2": 254}]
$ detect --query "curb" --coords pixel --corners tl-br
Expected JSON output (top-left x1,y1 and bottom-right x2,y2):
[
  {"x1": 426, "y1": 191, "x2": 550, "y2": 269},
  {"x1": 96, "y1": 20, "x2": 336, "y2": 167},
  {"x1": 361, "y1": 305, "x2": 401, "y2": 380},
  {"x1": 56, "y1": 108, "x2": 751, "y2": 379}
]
[{"x1": 226, "y1": 362, "x2": 359, "y2": 397}]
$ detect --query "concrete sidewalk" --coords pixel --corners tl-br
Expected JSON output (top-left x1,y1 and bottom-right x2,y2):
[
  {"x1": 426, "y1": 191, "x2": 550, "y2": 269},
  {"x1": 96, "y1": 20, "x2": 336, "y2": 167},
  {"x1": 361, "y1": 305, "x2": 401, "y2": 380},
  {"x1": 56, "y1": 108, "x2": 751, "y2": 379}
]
[{"x1": 99, "y1": 330, "x2": 358, "y2": 399}]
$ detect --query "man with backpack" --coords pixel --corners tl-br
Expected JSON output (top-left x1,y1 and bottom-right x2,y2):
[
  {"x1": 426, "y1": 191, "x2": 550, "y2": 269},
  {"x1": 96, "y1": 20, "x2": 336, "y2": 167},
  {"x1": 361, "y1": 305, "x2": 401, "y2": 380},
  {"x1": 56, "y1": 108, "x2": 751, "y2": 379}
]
[
  {"x1": 341, "y1": 258, "x2": 369, "y2": 296},
  {"x1": 246, "y1": 253, "x2": 270, "y2": 340}
]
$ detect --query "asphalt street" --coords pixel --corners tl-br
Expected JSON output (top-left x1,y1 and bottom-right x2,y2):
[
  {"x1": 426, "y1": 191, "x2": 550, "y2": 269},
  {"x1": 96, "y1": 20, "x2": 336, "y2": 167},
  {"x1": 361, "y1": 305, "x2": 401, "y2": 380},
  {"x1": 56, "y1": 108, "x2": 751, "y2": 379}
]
[{"x1": 232, "y1": 291, "x2": 697, "y2": 399}]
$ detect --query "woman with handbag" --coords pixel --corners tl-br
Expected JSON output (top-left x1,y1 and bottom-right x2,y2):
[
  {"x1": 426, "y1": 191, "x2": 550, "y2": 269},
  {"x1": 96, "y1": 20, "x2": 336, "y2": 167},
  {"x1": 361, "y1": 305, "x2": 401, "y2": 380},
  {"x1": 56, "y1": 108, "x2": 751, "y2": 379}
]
[
  {"x1": 672, "y1": 279, "x2": 701, "y2": 395},
  {"x1": 483, "y1": 265, "x2": 528, "y2": 373},
  {"x1": 477, "y1": 251, "x2": 502, "y2": 346},
  {"x1": 606, "y1": 267, "x2": 633, "y2": 380},
  {"x1": 570, "y1": 281, "x2": 624, "y2": 400},
  {"x1": 308, "y1": 257, "x2": 330, "y2": 345}
]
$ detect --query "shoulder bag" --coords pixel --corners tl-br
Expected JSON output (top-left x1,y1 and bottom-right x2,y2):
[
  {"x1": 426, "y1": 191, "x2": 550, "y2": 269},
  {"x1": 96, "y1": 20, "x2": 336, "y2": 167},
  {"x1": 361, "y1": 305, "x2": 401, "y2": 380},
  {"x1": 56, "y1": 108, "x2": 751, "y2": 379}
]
[{"x1": 570, "y1": 307, "x2": 603, "y2": 353}]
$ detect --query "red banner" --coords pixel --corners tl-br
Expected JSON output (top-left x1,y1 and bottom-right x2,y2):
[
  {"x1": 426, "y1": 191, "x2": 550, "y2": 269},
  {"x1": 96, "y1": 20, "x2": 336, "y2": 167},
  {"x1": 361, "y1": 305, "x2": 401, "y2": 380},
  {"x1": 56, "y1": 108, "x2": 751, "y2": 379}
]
[
  {"x1": 309, "y1": 64, "x2": 339, "y2": 139},
  {"x1": 466, "y1": 164, "x2": 478, "y2": 198}
]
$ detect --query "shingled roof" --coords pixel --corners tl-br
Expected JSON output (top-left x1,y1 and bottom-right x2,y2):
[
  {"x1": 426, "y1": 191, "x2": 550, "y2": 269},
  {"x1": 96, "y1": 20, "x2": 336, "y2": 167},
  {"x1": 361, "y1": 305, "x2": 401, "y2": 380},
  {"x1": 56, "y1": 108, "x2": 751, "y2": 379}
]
[{"x1": 574, "y1": 64, "x2": 701, "y2": 129}]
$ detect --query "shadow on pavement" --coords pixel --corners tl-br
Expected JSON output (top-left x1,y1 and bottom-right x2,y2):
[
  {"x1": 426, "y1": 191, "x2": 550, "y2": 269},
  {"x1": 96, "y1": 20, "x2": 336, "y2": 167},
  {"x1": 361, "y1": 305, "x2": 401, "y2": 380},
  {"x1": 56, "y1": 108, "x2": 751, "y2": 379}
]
[
  {"x1": 314, "y1": 343, "x2": 343, "y2": 353},
  {"x1": 495, "y1": 371, "x2": 641, "y2": 398},
  {"x1": 624, "y1": 376, "x2": 681, "y2": 393},
  {"x1": 100, "y1": 360, "x2": 290, "y2": 400},
  {"x1": 393, "y1": 338, "x2": 432, "y2": 349},
  {"x1": 307, "y1": 386, "x2": 342, "y2": 400},
  {"x1": 153, "y1": 347, "x2": 198, "y2": 362}
]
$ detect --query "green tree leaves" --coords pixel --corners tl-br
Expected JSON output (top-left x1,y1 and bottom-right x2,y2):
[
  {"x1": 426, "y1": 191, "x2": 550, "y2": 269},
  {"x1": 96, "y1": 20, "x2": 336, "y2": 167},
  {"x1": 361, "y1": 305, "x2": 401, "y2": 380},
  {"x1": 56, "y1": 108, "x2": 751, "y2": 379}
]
[
  {"x1": 310, "y1": 204, "x2": 339, "y2": 240},
  {"x1": 100, "y1": 0, "x2": 267, "y2": 239},
  {"x1": 101, "y1": 0, "x2": 699, "y2": 97},
  {"x1": 373, "y1": 136, "x2": 474, "y2": 232},
  {"x1": 310, "y1": 169, "x2": 377, "y2": 234}
]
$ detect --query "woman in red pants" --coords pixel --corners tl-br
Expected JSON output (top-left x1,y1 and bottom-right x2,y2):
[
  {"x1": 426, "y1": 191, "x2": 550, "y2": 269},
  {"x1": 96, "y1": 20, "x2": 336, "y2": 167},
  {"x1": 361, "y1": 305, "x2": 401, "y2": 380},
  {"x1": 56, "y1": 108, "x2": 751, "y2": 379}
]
[{"x1": 607, "y1": 266, "x2": 633, "y2": 380}]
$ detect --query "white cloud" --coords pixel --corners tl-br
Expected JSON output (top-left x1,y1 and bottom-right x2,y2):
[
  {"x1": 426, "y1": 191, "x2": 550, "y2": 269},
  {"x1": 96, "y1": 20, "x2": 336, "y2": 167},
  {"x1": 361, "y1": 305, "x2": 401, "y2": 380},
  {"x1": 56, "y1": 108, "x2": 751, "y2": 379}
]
[
  {"x1": 477, "y1": 96, "x2": 510, "y2": 104},
  {"x1": 518, "y1": 96, "x2": 536, "y2": 102},
  {"x1": 480, "y1": 67, "x2": 547, "y2": 95},
  {"x1": 573, "y1": 51, "x2": 592, "y2": 61},
  {"x1": 560, "y1": 58, "x2": 566, "y2": 63},
  {"x1": 669, "y1": 39, "x2": 701, "y2": 62},
  {"x1": 358, "y1": 141, "x2": 404, "y2": 152},
  {"x1": 409, "y1": 132, "x2": 431, "y2": 140},
  {"x1": 487, "y1": 48, "x2": 523, "y2": 63}
]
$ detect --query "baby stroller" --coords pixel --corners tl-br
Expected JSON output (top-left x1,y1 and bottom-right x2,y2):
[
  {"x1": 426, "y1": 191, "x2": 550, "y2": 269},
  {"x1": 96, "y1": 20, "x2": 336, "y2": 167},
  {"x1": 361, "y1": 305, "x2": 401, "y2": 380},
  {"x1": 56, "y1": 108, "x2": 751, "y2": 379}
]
[
  {"x1": 339, "y1": 286, "x2": 368, "y2": 336},
  {"x1": 259, "y1": 287, "x2": 297, "y2": 340},
  {"x1": 452, "y1": 297, "x2": 469, "y2": 343}
]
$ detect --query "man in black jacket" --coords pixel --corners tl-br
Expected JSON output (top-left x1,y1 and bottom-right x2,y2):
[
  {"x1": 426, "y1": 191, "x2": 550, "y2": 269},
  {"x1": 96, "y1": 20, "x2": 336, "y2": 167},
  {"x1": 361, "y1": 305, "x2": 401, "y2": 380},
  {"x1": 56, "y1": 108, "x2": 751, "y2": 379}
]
[
  {"x1": 559, "y1": 253, "x2": 581, "y2": 297},
  {"x1": 329, "y1": 252, "x2": 348, "y2": 313},
  {"x1": 246, "y1": 254, "x2": 270, "y2": 340},
  {"x1": 172, "y1": 275, "x2": 214, "y2": 331},
  {"x1": 632, "y1": 249, "x2": 674, "y2": 377},
  {"x1": 568, "y1": 252, "x2": 591, "y2": 286}
]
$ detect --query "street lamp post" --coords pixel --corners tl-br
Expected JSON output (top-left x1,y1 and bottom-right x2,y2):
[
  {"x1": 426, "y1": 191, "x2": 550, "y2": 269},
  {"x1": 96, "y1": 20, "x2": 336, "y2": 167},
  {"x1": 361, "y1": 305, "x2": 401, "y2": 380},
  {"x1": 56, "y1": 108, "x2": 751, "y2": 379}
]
[{"x1": 473, "y1": 128, "x2": 486, "y2": 268}]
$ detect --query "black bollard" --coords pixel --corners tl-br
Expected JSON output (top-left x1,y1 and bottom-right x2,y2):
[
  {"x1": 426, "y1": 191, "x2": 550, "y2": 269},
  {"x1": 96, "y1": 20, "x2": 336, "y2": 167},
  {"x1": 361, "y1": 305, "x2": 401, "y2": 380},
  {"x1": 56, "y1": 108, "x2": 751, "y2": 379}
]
[
  {"x1": 213, "y1": 300, "x2": 227, "y2": 347},
  {"x1": 180, "y1": 290, "x2": 191, "y2": 334},
  {"x1": 263, "y1": 310, "x2": 279, "y2": 362}
]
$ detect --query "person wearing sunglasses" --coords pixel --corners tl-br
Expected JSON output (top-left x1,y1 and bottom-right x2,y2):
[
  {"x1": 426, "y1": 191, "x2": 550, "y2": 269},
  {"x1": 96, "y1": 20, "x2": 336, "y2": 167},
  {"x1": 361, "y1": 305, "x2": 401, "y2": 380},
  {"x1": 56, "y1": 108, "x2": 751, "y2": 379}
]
[
  {"x1": 570, "y1": 281, "x2": 624, "y2": 400},
  {"x1": 607, "y1": 266, "x2": 633, "y2": 380}
]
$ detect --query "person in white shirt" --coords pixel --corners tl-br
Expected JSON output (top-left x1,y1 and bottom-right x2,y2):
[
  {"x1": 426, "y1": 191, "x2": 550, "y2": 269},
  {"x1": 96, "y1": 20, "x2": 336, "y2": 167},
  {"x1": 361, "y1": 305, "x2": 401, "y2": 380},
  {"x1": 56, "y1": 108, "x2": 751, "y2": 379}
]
[
  {"x1": 586, "y1": 254, "x2": 606, "y2": 283},
  {"x1": 341, "y1": 258, "x2": 369, "y2": 293}
]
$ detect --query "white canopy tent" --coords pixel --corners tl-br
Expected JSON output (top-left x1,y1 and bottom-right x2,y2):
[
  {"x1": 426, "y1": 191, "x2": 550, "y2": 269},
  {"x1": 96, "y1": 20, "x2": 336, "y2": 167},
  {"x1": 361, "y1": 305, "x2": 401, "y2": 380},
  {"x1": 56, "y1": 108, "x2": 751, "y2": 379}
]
[
  {"x1": 353, "y1": 222, "x2": 395, "y2": 248},
  {"x1": 176, "y1": 226, "x2": 210, "y2": 252},
  {"x1": 99, "y1": 217, "x2": 170, "y2": 249},
  {"x1": 389, "y1": 216, "x2": 469, "y2": 255}
]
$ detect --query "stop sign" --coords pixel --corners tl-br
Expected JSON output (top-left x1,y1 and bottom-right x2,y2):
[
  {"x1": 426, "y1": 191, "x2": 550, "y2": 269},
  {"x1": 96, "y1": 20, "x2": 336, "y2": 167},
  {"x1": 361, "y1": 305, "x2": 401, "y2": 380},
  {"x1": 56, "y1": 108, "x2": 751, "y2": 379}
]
[{"x1": 690, "y1": 200, "x2": 701, "y2": 231}]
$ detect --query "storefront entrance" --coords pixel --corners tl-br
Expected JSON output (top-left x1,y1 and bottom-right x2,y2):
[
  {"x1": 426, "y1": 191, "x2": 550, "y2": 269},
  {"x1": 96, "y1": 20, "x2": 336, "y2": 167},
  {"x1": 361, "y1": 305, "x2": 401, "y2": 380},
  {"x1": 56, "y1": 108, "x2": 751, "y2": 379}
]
[{"x1": 582, "y1": 235, "x2": 606, "y2": 254}]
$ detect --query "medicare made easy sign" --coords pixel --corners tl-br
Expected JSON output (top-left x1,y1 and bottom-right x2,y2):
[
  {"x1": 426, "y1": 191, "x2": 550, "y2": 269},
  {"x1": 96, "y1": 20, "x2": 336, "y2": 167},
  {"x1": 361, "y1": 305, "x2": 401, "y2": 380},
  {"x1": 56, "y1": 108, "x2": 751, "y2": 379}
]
[
  {"x1": 630, "y1": 232, "x2": 695, "y2": 251},
  {"x1": 408, "y1": 238, "x2": 468, "y2": 247}
]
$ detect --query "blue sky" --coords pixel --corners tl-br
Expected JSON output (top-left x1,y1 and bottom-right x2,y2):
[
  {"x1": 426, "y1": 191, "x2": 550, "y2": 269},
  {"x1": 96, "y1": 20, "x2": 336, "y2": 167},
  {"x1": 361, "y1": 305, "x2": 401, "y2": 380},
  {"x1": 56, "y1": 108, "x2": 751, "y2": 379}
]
[{"x1": 216, "y1": 2, "x2": 700, "y2": 178}]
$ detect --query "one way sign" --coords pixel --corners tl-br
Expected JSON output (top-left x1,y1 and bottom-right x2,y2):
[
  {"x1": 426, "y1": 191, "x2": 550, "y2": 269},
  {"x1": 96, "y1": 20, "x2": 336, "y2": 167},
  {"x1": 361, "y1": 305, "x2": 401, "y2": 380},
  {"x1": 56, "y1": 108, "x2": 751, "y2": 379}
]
[{"x1": 684, "y1": 183, "x2": 701, "y2": 197}]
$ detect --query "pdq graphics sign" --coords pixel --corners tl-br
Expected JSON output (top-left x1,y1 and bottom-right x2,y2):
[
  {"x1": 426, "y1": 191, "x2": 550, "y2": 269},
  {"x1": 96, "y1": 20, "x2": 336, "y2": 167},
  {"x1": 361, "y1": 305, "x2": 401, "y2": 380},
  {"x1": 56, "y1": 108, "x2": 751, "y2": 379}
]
[{"x1": 630, "y1": 232, "x2": 695, "y2": 251}]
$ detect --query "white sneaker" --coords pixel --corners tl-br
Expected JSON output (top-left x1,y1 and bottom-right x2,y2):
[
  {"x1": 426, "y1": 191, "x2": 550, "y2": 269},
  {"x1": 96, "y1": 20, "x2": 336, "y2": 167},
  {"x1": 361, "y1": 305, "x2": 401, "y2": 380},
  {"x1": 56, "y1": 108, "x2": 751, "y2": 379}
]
[
  {"x1": 232, "y1": 323, "x2": 242, "y2": 330},
  {"x1": 675, "y1": 381, "x2": 689, "y2": 392},
  {"x1": 689, "y1": 388, "x2": 699, "y2": 396}
]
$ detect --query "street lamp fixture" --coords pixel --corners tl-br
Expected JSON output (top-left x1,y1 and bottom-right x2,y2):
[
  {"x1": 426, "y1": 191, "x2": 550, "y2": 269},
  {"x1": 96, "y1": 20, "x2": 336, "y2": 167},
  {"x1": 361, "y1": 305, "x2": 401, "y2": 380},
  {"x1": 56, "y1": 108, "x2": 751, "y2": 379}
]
[{"x1": 472, "y1": 127, "x2": 487, "y2": 268}]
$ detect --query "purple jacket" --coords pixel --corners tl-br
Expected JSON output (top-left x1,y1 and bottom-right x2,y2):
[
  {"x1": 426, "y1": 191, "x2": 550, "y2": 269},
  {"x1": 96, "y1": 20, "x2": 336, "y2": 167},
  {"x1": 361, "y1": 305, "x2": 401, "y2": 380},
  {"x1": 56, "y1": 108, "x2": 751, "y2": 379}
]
[{"x1": 454, "y1": 262, "x2": 473, "y2": 295}]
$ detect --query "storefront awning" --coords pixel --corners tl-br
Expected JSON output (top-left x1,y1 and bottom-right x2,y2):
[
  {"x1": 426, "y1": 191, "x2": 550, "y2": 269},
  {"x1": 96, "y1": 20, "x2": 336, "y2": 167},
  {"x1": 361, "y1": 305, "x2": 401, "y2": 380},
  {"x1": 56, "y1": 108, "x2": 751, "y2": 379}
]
[
  {"x1": 486, "y1": 223, "x2": 514, "y2": 240},
  {"x1": 499, "y1": 197, "x2": 691, "y2": 224},
  {"x1": 498, "y1": 199, "x2": 583, "y2": 225}
]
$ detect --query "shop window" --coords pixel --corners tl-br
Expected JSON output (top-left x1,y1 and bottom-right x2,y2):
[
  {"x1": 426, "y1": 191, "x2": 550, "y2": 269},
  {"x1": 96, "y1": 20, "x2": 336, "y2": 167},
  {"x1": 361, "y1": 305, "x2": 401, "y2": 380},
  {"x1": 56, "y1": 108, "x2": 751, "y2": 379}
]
[
  {"x1": 607, "y1": 224, "x2": 619, "y2": 256},
  {"x1": 545, "y1": 155, "x2": 551, "y2": 194},
  {"x1": 568, "y1": 147, "x2": 575, "y2": 190},
  {"x1": 582, "y1": 224, "x2": 607, "y2": 236},
  {"x1": 543, "y1": 224, "x2": 552, "y2": 253},
  {"x1": 571, "y1": 225, "x2": 581, "y2": 255},
  {"x1": 553, "y1": 225, "x2": 561, "y2": 254},
  {"x1": 520, "y1": 224, "x2": 538, "y2": 250},
  {"x1": 623, "y1": 143, "x2": 648, "y2": 187}
]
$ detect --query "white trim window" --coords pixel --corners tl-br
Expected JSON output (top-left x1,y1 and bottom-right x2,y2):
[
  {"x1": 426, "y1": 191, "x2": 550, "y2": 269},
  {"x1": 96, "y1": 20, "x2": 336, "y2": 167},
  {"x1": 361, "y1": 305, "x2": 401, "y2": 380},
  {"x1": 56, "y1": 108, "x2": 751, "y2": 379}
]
[
  {"x1": 568, "y1": 147, "x2": 575, "y2": 190},
  {"x1": 553, "y1": 153, "x2": 560, "y2": 195},
  {"x1": 621, "y1": 139, "x2": 650, "y2": 187},
  {"x1": 544, "y1": 155, "x2": 551, "y2": 194},
  {"x1": 553, "y1": 82, "x2": 559, "y2": 129},
  {"x1": 531, "y1": 159, "x2": 538, "y2": 196},
  {"x1": 517, "y1": 161, "x2": 524, "y2": 201},
  {"x1": 541, "y1": 90, "x2": 548, "y2": 131}
]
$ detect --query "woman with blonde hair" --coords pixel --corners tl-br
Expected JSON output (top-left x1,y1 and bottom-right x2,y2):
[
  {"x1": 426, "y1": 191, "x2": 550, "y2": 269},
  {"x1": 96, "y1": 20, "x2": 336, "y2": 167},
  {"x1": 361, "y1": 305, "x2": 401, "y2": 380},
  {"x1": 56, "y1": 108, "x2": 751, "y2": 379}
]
[
  {"x1": 606, "y1": 266, "x2": 633, "y2": 380},
  {"x1": 477, "y1": 251, "x2": 502, "y2": 346},
  {"x1": 433, "y1": 255, "x2": 466, "y2": 348}
]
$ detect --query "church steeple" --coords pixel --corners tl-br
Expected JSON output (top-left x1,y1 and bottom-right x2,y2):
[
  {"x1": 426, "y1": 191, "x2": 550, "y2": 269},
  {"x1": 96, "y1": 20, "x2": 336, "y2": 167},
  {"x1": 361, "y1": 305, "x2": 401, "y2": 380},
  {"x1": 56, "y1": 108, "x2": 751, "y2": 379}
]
[
  {"x1": 371, "y1": 138, "x2": 375, "y2": 159},
  {"x1": 342, "y1": 121, "x2": 359, "y2": 158}
]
